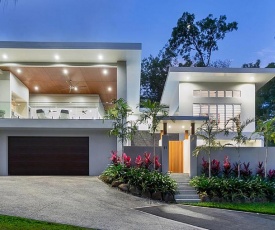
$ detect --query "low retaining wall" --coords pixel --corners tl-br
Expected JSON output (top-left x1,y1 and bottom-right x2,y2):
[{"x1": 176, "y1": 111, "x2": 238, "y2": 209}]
[{"x1": 197, "y1": 147, "x2": 275, "y2": 175}]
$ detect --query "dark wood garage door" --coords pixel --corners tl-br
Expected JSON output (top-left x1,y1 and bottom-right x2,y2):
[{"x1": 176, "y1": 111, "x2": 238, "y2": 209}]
[{"x1": 8, "y1": 137, "x2": 89, "y2": 175}]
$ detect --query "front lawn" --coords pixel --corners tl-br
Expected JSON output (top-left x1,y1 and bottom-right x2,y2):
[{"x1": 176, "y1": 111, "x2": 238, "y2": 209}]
[
  {"x1": 183, "y1": 202, "x2": 275, "y2": 215},
  {"x1": 0, "y1": 214, "x2": 91, "y2": 230}
]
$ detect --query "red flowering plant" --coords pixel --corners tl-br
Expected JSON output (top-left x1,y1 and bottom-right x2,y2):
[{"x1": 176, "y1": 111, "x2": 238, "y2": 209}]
[
  {"x1": 122, "y1": 153, "x2": 131, "y2": 168},
  {"x1": 110, "y1": 151, "x2": 121, "y2": 166},
  {"x1": 268, "y1": 169, "x2": 275, "y2": 181},
  {"x1": 211, "y1": 159, "x2": 220, "y2": 176},
  {"x1": 143, "y1": 152, "x2": 152, "y2": 169},
  {"x1": 201, "y1": 157, "x2": 209, "y2": 176},
  {"x1": 223, "y1": 156, "x2": 232, "y2": 177},
  {"x1": 256, "y1": 161, "x2": 264, "y2": 178},
  {"x1": 154, "y1": 156, "x2": 161, "y2": 170},
  {"x1": 135, "y1": 155, "x2": 143, "y2": 168}
]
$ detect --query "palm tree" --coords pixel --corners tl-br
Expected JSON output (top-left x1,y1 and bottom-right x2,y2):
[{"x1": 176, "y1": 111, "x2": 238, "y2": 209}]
[
  {"x1": 104, "y1": 98, "x2": 137, "y2": 156},
  {"x1": 252, "y1": 118, "x2": 275, "y2": 177},
  {"x1": 226, "y1": 116, "x2": 254, "y2": 178},
  {"x1": 193, "y1": 119, "x2": 225, "y2": 177},
  {"x1": 138, "y1": 99, "x2": 168, "y2": 169}
]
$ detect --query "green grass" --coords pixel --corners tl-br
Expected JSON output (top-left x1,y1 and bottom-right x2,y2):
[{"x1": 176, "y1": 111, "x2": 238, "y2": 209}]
[
  {"x1": 183, "y1": 202, "x2": 275, "y2": 215},
  {"x1": 0, "y1": 214, "x2": 91, "y2": 230}
]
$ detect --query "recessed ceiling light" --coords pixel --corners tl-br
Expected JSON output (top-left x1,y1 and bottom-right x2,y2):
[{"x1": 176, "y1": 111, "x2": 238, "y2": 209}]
[
  {"x1": 34, "y1": 86, "x2": 39, "y2": 91},
  {"x1": 103, "y1": 69, "x2": 108, "y2": 75},
  {"x1": 182, "y1": 126, "x2": 185, "y2": 129},
  {"x1": 17, "y1": 69, "x2": 22, "y2": 74},
  {"x1": 74, "y1": 87, "x2": 78, "y2": 91},
  {"x1": 2, "y1": 54, "x2": 8, "y2": 59},
  {"x1": 107, "y1": 87, "x2": 112, "y2": 92},
  {"x1": 98, "y1": 55, "x2": 103, "y2": 60},
  {"x1": 186, "y1": 76, "x2": 190, "y2": 80},
  {"x1": 63, "y1": 69, "x2": 68, "y2": 75},
  {"x1": 54, "y1": 54, "x2": 60, "y2": 60},
  {"x1": 168, "y1": 125, "x2": 171, "y2": 129},
  {"x1": 250, "y1": 76, "x2": 255, "y2": 81}
]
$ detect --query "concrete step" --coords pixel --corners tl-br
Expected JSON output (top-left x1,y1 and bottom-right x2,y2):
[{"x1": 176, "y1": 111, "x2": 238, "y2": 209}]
[
  {"x1": 178, "y1": 187, "x2": 197, "y2": 193},
  {"x1": 175, "y1": 194, "x2": 199, "y2": 198},
  {"x1": 177, "y1": 190, "x2": 198, "y2": 195},
  {"x1": 175, "y1": 198, "x2": 201, "y2": 203},
  {"x1": 170, "y1": 173, "x2": 200, "y2": 203}
]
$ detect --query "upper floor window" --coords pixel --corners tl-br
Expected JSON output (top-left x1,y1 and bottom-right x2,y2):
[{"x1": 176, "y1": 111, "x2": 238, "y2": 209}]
[{"x1": 193, "y1": 90, "x2": 241, "y2": 98}]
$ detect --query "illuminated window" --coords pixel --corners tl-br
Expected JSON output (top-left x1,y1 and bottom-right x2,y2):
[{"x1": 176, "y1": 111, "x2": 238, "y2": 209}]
[{"x1": 193, "y1": 103, "x2": 241, "y2": 130}]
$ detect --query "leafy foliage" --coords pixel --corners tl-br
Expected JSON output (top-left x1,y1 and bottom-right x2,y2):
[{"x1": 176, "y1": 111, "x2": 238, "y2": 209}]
[
  {"x1": 100, "y1": 163, "x2": 177, "y2": 197},
  {"x1": 167, "y1": 12, "x2": 238, "y2": 67},
  {"x1": 138, "y1": 99, "x2": 168, "y2": 169},
  {"x1": 223, "y1": 156, "x2": 232, "y2": 177},
  {"x1": 256, "y1": 161, "x2": 265, "y2": 178},
  {"x1": 193, "y1": 119, "x2": 225, "y2": 177},
  {"x1": 242, "y1": 59, "x2": 261, "y2": 68},
  {"x1": 253, "y1": 118, "x2": 275, "y2": 177},
  {"x1": 190, "y1": 176, "x2": 275, "y2": 202},
  {"x1": 104, "y1": 98, "x2": 137, "y2": 154},
  {"x1": 226, "y1": 116, "x2": 254, "y2": 178},
  {"x1": 141, "y1": 12, "x2": 237, "y2": 102},
  {"x1": 140, "y1": 53, "x2": 172, "y2": 102}
]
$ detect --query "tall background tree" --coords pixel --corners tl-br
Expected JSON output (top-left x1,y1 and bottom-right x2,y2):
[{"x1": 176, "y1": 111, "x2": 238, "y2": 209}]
[
  {"x1": 167, "y1": 12, "x2": 238, "y2": 67},
  {"x1": 141, "y1": 12, "x2": 238, "y2": 102},
  {"x1": 242, "y1": 59, "x2": 275, "y2": 120},
  {"x1": 141, "y1": 52, "x2": 173, "y2": 102}
]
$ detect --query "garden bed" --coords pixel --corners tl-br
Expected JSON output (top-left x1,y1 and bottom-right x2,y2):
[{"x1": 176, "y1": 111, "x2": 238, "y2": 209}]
[{"x1": 99, "y1": 152, "x2": 177, "y2": 202}]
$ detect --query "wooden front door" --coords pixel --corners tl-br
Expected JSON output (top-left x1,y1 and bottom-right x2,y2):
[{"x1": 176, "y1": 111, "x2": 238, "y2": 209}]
[{"x1": 169, "y1": 141, "x2": 183, "y2": 173}]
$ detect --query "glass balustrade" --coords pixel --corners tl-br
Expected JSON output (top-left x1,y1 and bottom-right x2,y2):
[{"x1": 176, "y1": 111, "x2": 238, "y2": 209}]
[{"x1": 0, "y1": 101, "x2": 109, "y2": 119}]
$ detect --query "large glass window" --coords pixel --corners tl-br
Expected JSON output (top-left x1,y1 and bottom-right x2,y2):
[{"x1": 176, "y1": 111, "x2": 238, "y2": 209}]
[{"x1": 193, "y1": 103, "x2": 241, "y2": 130}]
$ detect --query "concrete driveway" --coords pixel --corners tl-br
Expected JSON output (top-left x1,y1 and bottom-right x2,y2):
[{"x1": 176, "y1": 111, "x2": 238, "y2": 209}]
[
  {"x1": 0, "y1": 177, "x2": 274, "y2": 230},
  {"x1": 0, "y1": 176, "x2": 200, "y2": 230}
]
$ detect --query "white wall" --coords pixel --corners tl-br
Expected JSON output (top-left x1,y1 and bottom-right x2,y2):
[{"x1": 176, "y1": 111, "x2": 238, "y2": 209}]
[
  {"x1": 10, "y1": 73, "x2": 29, "y2": 103},
  {"x1": 197, "y1": 147, "x2": 275, "y2": 175},
  {"x1": 179, "y1": 82, "x2": 255, "y2": 132},
  {"x1": 0, "y1": 128, "x2": 116, "y2": 176},
  {"x1": 0, "y1": 72, "x2": 11, "y2": 118},
  {"x1": 184, "y1": 137, "x2": 190, "y2": 174}
]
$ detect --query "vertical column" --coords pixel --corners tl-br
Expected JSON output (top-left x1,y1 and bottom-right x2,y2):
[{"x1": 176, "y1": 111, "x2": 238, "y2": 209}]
[
  {"x1": 163, "y1": 122, "x2": 167, "y2": 135},
  {"x1": 162, "y1": 135, "x2": 169, "y2": 174},
  {"x1": 189, "y1": 135, "x2": 198, "y2": 178},
  {"x1": 117, "y1": 61, "x2": 127, "y2": 152},
  {"x1": 191, "y1": 122, "x2": 195, "y2": 135},
  {"x1": 117, "y1": 61, "x2": 127, "y2": 101}
]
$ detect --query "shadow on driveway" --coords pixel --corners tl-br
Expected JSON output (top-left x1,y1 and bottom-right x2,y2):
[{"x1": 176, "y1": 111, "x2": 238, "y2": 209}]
[{"x1": 136, "y1": 204, "x2": 275, "y2": 230}]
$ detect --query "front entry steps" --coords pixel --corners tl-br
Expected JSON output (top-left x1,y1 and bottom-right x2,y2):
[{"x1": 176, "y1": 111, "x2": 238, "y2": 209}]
[{"x1": 170, "y1": 173, "x2": 200, "y2": 203}]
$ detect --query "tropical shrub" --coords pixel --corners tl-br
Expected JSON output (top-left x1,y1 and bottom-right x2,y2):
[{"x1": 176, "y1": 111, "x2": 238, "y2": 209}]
[
  {"x1": 223, "y1": 156, "x2": 232, "y2": 177},
  {"x1": 242, "y1": 162, "x2": 252, "y2": 179},
  {"x1": 256, "y1": 162, "x2": 265, "y2": 178},
  {"x1": 211, "y1": 159, "x2": 220, "y2": 176},
  {"x1": 190, "y1": 175, "x2": 275, "y2": 202},
  {"x1": 268, "y1": 169, "x2": 275, "y2": 181},
  {"x1": 201, "y1": 157, "x2": 209, "y2": 175},
  {"x1": 201, "y1": 158, "x2": 220, "y2": 177},
  {"x1": 100, "y1": 151, "x2": 177, "y2": 200}
]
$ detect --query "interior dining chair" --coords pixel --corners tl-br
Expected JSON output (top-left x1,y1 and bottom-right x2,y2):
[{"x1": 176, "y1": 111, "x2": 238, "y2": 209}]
[
  {"x1": 60, "y1": 109, "x2": 70, "y2": 119},
  {"x1": 36, "y1": 109, "x2": 47, "y2": 119}
]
